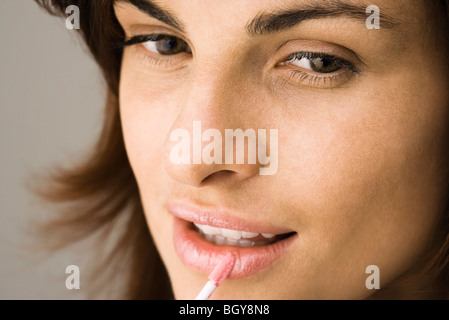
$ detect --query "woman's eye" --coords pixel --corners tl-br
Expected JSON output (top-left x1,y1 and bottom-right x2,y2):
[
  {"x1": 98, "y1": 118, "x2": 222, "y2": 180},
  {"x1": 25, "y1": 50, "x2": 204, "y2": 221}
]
[
  {"x1": 122, "y1": 34, "x2": 190, "y2": 56},
  {"x1": 291, "y1": 57, "x2": 340, "y2": 73},
  {"x1": 120, "y1": 34, "x2": 192, "y2": 70},
  {"x1": 286, "y1": 53, "x2": 356, "y2": 74},
  {"x1": 142, "y1": 35, "x2": 190, "y2": 55}
]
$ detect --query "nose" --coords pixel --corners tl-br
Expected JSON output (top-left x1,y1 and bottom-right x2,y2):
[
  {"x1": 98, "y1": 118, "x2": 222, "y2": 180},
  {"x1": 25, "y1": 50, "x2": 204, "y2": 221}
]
[{"x1": 163, "y1": 64, "x2": 262, "y2": 187}]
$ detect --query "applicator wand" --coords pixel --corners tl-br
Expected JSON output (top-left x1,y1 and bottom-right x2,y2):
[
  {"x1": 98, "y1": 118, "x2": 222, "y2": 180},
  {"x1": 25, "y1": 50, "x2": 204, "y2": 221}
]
[{"x1": 195, "y1": 253, "x2": 236, "y2": 300}]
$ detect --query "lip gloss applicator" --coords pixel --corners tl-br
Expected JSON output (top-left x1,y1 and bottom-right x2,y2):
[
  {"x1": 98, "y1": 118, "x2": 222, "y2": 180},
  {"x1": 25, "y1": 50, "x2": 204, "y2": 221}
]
[{"x1": 195, "y1": 253, "x2": 236, "y2": 300}]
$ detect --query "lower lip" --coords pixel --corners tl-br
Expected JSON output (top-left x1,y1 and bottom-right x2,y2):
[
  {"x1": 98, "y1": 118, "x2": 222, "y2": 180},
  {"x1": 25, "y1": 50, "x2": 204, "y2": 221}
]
[{"x1": 173, "y1": 217, "x2": 297, "y2": 279}]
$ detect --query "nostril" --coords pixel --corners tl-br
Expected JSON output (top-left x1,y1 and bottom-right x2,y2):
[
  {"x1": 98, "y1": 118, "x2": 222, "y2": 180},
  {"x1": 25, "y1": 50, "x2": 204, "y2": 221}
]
[{"x1": 200, "y1": 170, "x2": 238, "y2": 186}]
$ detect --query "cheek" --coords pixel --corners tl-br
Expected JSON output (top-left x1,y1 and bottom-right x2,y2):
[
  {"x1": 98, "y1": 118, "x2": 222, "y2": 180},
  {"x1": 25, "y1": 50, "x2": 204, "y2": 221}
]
[
  {"x1": 119, "y1": 61, "x2": 180, "y2": 187},
  {"x1": 120, "y1": 92, "x2": 165, "y2": 183},
  {"x1": 277, "y1": 82, "x2": 448, "y2": 294},
  {"x1": 118, "y1": 63, "x2": 183, "y2": 264}
]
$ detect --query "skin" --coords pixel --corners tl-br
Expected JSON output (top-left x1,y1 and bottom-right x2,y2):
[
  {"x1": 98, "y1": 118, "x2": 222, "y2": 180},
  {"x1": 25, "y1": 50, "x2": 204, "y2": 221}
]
[{"x1": 114, "y1": 0, "x2": 449, "y2": 299}]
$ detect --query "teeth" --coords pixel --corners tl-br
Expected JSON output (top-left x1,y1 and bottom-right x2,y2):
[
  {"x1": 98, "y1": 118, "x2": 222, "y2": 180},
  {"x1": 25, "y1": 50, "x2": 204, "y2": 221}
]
[
  {"x1": 194, "y1": 222, "x2": 279, "y2": 247},
  {"x1": 200, "y1": 224, "x2": 222, "y2": 235},
  {"x1": 261, "y1": 233, "x2": 276, "y2": 238},
  {"x1": 226, "y1": 238, "x2": 239, "y2": 246},
  {"x1": 214, "y1": 235, "x2": 226, "y2": 245},
  {"x1": 238, "y1": 239, "x2": 255, "y2": 247},
  {"x1": 198, "y1": 229, "x2": 256, "y2": 247},
  {"x1": 204, "y1": 233, "x2": 214, "y2": 242},
  {"x1": 194, "y1": 222, "x2": 265, "y2": 240},
  {"x1": 221, "y1": 228, "x2": 242, "y2": 240},
  {"x1": 242, "y1": 231, "x2": 259, "y2": 238}
]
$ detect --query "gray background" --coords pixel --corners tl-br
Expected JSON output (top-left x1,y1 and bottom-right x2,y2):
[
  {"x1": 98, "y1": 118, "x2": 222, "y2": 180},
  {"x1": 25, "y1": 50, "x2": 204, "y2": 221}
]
[{"x1": 1, "y1": 1, "x2": 105, "y2": 299}]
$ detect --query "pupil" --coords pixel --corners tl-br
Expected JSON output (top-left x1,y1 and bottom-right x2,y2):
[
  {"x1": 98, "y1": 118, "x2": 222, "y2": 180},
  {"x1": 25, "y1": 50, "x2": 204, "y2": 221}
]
[
  {"x1": 157, "y1": 37, "x2": 184, "y2": 55},
  {"x1": 311, "y1": 58, "x2": 339, "y2": 73}
]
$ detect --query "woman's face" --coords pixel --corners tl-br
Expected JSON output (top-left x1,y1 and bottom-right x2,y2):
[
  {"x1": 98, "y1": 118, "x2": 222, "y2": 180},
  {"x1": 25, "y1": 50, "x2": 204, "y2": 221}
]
[{"x1": 115, "y1": 0, "x2": 449, "y2": 299}]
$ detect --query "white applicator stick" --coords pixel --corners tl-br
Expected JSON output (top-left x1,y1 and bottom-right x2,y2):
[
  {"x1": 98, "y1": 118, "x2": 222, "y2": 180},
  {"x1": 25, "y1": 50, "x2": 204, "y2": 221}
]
[{"x1": 195, "y1": 253, "x2": 236, "y2": 300}]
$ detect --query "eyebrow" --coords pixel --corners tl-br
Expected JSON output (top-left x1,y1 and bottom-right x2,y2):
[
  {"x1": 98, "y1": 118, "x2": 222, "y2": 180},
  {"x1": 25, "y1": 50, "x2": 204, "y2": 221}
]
[
  {"x1": 115, "y1": 0, "x2": 399, "y2": 36},
  {"x1": 115, "y1": 0, "x2": 186, "y2": 32},
  {"x1": 247, "y1": 1, "x2": 399, "y2": 36}
]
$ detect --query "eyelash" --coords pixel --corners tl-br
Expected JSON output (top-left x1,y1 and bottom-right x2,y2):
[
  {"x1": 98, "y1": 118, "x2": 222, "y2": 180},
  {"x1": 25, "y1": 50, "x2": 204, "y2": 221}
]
[
  {"x1": 119, "y1": 34, "x2": 361, "y2": 87},
  {"x1": 119, "y1": 34, "x2": 189, "y2": 69},
  {"x1": 120, "y1": 34, "x2": 166, "y2": 47},
  {"x1": 281, "y1": 52, "x2": 360, "y2": 87}
]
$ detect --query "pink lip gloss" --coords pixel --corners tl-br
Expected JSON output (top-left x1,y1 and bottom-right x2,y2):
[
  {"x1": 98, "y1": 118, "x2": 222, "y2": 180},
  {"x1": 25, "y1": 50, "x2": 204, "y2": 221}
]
[{"x1": 195, "y1": 253, "x2": 236, "y2": 300}]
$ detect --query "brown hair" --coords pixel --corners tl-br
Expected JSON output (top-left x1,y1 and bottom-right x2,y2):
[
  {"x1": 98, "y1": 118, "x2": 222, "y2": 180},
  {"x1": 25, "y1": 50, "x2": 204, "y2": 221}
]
[
  {"x1": 34, "y1": 0, "x2": 172, "y2": 299},
  {"x1": 34, "y1": 0, "x2": 449, "y2": 299}
]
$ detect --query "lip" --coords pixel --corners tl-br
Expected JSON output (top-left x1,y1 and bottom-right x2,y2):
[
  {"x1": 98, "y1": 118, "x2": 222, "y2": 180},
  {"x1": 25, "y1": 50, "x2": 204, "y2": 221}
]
[
  {"x1": 167, "y1": 201, "x2": 294, "y2": 234},
  {"x1": 167, "y1": 201, "x2": 298, "y2": 279}
]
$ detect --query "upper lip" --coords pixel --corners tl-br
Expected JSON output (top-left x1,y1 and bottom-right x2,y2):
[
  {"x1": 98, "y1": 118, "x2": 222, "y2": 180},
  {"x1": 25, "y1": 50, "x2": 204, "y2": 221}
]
[{"x1": 166, "y1": 200, "x2": 295, "y2": 235}]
